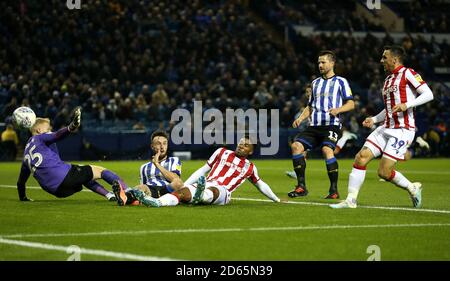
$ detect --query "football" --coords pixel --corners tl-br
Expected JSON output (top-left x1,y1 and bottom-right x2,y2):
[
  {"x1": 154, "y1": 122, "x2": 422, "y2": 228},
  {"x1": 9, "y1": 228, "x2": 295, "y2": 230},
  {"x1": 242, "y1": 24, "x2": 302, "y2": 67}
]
[{"x1": 12, "y1": 106, "x2": 36, "y2": 129}]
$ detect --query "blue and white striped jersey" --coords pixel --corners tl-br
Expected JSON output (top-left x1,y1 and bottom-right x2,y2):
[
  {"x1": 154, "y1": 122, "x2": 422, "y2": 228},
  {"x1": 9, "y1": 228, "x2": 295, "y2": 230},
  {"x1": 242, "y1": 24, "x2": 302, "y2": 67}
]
[
  {"x1": 308, "y1": 75, "x2": 353, "y2": 127},
  {"x1": 139, "y1": 157, "x2": 182, "y2": 187}
]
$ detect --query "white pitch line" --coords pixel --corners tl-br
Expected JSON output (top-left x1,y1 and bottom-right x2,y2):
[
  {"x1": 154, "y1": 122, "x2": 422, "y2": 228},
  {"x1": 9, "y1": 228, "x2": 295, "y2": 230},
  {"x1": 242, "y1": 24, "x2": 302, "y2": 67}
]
[
  {"x1": 2, "y1": 223, "x2": 450, "y2": 239},
  {"x1": 0, "y1": 184, "x2": 90, "y2": 192},
  {"x1": 257, "y1": 167, "x2": 450, "y2": 175},
  {"x1": 233, "y1": 197, "x2": 450, "y2": 214},
  {"x1": 2, "y1": 184, "x2": 450, "y2": 214},
  {"x1": 0, "y1": 237, "x2": 181, "y2": 261}
]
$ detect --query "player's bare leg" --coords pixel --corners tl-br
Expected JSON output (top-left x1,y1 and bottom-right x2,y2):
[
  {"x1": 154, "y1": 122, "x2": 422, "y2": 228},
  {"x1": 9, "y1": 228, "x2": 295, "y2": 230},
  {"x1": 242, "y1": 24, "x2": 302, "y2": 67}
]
[
  {"x1": 379, "y1": 149, "x2": 412, "y2": 182},
  {"x1": 287, "y1": 132, "x2": 352, "y2": 180},
  {"x1": 378, "y1": 157, "x2": 423, "y2": 208},
  {"x1": 330, "y1": 147, "x2": 374, "y2": 209}
]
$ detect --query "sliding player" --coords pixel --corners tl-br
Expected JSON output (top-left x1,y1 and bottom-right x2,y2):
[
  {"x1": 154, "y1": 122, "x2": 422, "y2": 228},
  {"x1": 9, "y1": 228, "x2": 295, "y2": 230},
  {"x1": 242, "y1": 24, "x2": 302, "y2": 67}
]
[
  {"x1": 113, "y1": 130, "x2": 183, "y2": 206},
  {"x1": 17, "y1": 107, "x2": 127, "y2": 201},
  {"x1": 130, "y1": 136, "x2": 281, "y2": 207}
]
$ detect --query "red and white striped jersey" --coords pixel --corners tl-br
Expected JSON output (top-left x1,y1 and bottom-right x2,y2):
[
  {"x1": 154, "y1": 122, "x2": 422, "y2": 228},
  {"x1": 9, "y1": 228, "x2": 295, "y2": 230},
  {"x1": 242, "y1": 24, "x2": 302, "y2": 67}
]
[
  {"x1": 382, "y1": 65, "x2": 427, "y2": 129},
  {"x1": 206, "y1": 148, "x2": 260, "y2": 192}
]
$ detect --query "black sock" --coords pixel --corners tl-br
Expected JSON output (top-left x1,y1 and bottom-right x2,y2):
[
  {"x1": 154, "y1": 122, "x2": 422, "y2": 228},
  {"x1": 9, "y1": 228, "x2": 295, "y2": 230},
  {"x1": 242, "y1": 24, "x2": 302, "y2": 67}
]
[
  {"x1": 326, "y1": 158, "x2": 339, "y2": 193},
  {"x1": 293, "y1": 154, "x2": 306, "y2": 187}
]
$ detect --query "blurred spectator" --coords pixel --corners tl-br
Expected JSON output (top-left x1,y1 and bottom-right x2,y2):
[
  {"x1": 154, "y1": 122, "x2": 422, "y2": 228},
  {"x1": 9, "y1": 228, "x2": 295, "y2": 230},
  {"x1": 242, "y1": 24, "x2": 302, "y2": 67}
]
[
  {"x1": 152, "y1": 84, "x2": 169, "y2": 106},
  {"x1": 133, "y1": 121, "x2": 146, "y2": 131},
  {"x1": 1, "y1": 96, "x2": 17, "y2": 120},
  {"x1": 1, "y1": 123, "x2": 19, "y2": 160}
]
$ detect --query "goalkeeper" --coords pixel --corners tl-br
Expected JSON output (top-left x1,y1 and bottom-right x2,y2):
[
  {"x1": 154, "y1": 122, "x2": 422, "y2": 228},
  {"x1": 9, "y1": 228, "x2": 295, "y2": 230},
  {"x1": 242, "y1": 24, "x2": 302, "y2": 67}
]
[{"x1": 16, "y1": 107, "x2": 128, "y2": 201}]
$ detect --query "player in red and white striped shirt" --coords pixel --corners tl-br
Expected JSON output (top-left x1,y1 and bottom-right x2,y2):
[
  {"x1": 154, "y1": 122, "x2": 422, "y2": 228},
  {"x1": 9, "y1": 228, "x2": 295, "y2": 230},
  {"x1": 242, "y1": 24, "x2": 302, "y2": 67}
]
[
  {"x1": 134, "y1": 136, "x2": 281, "y2": 207},
  {"x1": 331, "y1": 45, "x2": 433, "y2": 209}
]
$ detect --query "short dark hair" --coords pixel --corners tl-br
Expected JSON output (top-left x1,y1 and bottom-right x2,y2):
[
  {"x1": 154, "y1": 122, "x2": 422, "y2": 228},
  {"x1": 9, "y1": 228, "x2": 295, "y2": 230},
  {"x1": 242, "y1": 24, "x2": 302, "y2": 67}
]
[
  {"x1": 384, "y1": 45, "x2": 406, "y2": 62},
  {"x1": 318, "y1": 50, "x2": 336, "y2": 62},
  {"x1": 151, "y1": 130, "x2": 169, "y2": 142},
  {"x1": 242, "y1": 133, "x2": 258, "y2": 148}
]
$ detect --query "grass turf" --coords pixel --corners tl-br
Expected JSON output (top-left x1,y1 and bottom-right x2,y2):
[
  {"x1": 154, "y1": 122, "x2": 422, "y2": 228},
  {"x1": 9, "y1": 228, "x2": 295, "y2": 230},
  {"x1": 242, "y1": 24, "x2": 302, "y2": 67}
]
[{"x1": 0, "y1": 159, "x2": 449, "y2": 260}]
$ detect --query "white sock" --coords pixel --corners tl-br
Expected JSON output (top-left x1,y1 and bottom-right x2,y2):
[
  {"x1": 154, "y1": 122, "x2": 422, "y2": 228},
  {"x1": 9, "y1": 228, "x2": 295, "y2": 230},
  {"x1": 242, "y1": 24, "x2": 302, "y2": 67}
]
[
  {"x1": 105, "y1": 192, "x2": 115, "y2": 200},
  {"x1": 390, "y1": 170, "x2": 413, "y2": 191},
  {"x1": 201, "y1": 189, "x2": 214, "y2": 204},
  {"x1": 336, "y1": 136, "x2": 348, "y2": 150},
  {"x1": 158, "y1": 193, "x2": 179, "y2": 206},
  {"x1": 346, "y1": 165, "x2": 366, "y2": 202}
]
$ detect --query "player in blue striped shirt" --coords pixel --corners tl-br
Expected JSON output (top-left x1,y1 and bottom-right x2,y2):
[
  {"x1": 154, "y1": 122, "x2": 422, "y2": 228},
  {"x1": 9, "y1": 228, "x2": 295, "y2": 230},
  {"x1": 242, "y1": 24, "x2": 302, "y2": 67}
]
[
  {"x1": 288, "y1": 51, "x2": 355, "y2": 199},
  {"x1": 113, "y1": 130, "x2": 183, "y2": 206}
]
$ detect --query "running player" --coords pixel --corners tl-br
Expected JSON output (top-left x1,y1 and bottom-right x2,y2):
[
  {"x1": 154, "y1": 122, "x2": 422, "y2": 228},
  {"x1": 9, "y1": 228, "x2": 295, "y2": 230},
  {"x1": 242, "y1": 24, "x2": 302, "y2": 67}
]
[{"x1": 331, "y1": 45, "x2": 434, "y2": 209}]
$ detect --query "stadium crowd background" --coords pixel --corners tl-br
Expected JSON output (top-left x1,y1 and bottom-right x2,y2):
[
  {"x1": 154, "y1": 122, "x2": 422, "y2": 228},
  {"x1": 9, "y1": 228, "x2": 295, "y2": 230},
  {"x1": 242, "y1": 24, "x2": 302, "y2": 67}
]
[{"x1": 0, "y1": 0, "x2": 449, "y2": 159}]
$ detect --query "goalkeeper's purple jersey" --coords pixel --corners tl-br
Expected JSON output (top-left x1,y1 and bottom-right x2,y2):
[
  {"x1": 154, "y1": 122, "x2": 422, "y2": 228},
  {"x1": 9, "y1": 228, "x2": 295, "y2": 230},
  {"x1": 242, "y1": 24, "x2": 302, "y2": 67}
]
[{"x1": 22, "y1": 127, "x2": 71, "y2": 194}]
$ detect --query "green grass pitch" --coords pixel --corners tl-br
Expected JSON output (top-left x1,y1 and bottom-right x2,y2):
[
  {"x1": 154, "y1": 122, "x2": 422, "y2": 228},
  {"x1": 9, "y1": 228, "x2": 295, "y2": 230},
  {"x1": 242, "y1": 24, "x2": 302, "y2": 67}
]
[{"x1": 1, "y1": 159, "x2": 449, "y2": 261}]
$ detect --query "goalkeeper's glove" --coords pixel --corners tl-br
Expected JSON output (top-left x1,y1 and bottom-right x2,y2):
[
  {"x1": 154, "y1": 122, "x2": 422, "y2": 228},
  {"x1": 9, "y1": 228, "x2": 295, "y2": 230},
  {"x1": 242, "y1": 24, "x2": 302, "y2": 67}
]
[{"x1": 69, "y1": 106, "x2": 82, "y2": 132}]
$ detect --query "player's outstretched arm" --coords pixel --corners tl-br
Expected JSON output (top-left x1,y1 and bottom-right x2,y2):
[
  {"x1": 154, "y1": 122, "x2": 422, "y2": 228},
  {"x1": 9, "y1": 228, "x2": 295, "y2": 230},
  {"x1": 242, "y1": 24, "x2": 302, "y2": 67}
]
[
  {"x1": 254, "y1": 180, "x2": 281, "y2": 202},
  {"x1": 17, "y1": 162, "x2": 32, "y2": 201},
  {"x1": 68, "y1": 106, "x2": 81, "y2": 132},
  {"x1": 39, "y1": 107, "x2": 82, "y2": 143},
  {"x1": 184, "y1": 164, "x2": 211, "y2": 185}
]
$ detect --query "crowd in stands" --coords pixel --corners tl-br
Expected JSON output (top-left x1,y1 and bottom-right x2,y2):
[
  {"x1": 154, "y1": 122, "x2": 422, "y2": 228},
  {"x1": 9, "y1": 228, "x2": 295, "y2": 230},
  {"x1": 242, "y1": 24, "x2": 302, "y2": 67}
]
[
  {"x1": 387, "y1": 0, "x2": 450, "y2": 33},
  {"x1": 253, "y1": 0, "x2": 386, "y2": 32},
  {"x1": 0, "y1": 0, "x2": 448, "y2": 156}
]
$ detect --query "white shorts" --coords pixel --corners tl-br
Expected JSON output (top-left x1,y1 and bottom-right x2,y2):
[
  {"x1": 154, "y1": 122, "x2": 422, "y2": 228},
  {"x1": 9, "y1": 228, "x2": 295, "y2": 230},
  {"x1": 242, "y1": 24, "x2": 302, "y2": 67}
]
[
  {"x1": 185, "y1": 181, "x2": 232, "y2": 205},
  {"x1": 364, "y1": 126, "x2": 415, "y2": 161}
]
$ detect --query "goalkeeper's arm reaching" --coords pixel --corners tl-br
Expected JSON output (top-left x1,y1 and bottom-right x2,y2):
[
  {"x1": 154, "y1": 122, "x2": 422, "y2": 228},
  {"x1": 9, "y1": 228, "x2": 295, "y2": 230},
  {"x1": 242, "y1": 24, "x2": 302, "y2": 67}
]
[{"x1": 68, "y1": 106, "x2": 81, "y2": 132}]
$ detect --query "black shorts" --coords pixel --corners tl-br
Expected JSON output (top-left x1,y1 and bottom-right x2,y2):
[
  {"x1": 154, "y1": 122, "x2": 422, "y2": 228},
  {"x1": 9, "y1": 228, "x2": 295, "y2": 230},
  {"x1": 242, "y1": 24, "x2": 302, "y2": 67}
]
[
  {"x1": 294, "y1": 125, "x2": 342, "y2": 150},
  {"x1": 54, "y1": 165, "x2": 93, "y2": 198},
  {"x1": 148, "y1": 185, "x2": 172, "y2": 198}
]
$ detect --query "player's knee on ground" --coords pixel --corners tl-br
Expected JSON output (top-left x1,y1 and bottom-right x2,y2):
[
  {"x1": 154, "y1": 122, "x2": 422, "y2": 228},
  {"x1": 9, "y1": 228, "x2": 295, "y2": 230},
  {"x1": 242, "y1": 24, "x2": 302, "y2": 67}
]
[
  {"x1": 354, "y1": 148, "x2": 372, "y2": 166},
  {"x1": 171, "y1": 178, "x2": 184, "y2": 191},
  {"x1": 291, "y1": 141, "x2": 305, "y2": 155}
]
